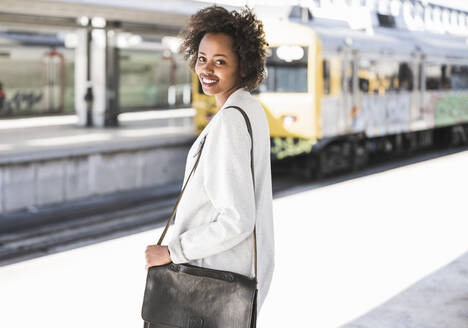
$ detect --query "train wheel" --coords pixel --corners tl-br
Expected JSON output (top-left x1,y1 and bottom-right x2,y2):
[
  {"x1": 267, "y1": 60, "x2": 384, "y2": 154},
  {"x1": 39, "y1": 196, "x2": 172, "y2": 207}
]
[
  {"x1": 403, "y1": 132, "x2": 418, "y2": 153},
  {"x1": 308, "y1": 152, "x2": 326, "y2": 180},
  {"x1": 303, "y1": 154, "x2": 317, "y2": 180},
  {"x1": 464, "y1": 124, "x2": 468, "y2": 145},
  {"x1": 451, "y1": 125, "x2": 467, "y2": 146},
  {"x1": 351, "y1": 140, "x2": 368, "y2": 172},
  {"x1": 394, "y1": 133, "x2": 405, "y2": 156}
]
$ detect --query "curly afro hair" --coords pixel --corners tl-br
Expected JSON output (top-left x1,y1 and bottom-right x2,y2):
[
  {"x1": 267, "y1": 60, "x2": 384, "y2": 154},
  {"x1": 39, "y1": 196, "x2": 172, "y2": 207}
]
[{"x1": 179, "y1": 5, "x2": 268, "y2": 92}]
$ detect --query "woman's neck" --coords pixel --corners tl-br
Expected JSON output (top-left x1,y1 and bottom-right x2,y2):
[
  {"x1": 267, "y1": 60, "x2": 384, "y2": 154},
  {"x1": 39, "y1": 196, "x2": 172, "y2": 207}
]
[{"x1": 215, "y1": 86, "x2": 241, "y2": 110}]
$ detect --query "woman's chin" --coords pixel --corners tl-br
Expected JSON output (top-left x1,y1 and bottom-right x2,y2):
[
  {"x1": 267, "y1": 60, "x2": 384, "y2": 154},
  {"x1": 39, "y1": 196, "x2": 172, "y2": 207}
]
[{"x1": 201, "y1": 87, "x2": 217, "y2": 96}]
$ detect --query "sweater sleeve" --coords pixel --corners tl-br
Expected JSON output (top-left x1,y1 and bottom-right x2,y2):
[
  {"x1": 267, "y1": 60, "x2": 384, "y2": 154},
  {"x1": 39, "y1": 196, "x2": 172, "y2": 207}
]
[{"x1": 168, "y1": 109, "x2": 256, "y2": 263}]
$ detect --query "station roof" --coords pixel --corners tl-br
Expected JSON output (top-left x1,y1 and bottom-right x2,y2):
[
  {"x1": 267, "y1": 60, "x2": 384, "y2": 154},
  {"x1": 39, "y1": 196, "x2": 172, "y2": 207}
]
[{"x1": 0, "y1": 0, "x2": 223, "y2": 35}]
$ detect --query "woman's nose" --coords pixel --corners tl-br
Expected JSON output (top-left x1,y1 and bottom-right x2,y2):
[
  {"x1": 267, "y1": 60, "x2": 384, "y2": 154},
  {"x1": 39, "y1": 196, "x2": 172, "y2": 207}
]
[{"x1": 202, "y1": 61, "x2": 214, "y2": 74}]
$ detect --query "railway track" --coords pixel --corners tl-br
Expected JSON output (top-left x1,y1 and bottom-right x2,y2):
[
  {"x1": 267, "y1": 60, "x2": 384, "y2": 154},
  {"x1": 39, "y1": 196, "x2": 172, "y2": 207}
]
[{"x1": 0, "y1": 185, "x2": 180, "y2": 266}]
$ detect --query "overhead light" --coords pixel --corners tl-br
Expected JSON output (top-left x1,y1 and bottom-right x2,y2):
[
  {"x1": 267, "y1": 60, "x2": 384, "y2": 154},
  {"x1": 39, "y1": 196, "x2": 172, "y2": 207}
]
[
  {"x1": 162, "y1": 36, "x2": 183, "y2": 53},
  {"x1": 91, "y1": 17, "x2": 106, "y2": 28},
  {"x1": 276, "y1": 46, "x2": 304, "y2": 62},
  {"x1": 77, "y1": 16, "x2": 89, "y2": 26},
  {"x1": 129, "y1": 34, "x2": 142, "y2": 45},
  {"x1": 117, "y1": 33, "x2": 142, "y2": 48},
  {"x1": 64, "y1": 32, "x2": 78, "y2": 48}
]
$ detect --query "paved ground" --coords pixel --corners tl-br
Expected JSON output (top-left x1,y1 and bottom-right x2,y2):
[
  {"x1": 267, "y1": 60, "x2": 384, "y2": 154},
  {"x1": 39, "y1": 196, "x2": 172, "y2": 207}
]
[
  {"x1": 260, "y1": 149, "x2": 468, "y2": 327},
  {"x1": 0, "y1": 109, "x2": 195, "y2": 156},
  {"x1": 342, "y1": 251, "x2": 468, "y2": 328},
  {"x1": 0, "y1": 148, "x2": 467, "y2": 327}
]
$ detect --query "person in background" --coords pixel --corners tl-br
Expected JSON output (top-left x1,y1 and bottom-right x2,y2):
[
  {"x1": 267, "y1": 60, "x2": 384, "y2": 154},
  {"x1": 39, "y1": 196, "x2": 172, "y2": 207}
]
[{"x1": 0, "y1": 82, "x2": 5, "y2": 111}]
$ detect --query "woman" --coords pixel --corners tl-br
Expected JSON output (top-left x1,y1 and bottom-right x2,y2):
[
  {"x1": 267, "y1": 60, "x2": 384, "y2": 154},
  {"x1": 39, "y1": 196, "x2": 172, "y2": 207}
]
[{"x1": 145, "y1": 5, "x2": 275, "y2": 315}]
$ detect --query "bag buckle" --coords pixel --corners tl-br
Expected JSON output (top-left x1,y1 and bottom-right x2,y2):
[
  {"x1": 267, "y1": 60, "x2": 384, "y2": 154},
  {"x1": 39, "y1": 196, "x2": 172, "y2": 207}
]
[
  {"x1": 188, "y1": 317, "x2": 204, "y2": 328},
  {"x1": 169, "y1": 263, "x2": 179, "y2": 272}
]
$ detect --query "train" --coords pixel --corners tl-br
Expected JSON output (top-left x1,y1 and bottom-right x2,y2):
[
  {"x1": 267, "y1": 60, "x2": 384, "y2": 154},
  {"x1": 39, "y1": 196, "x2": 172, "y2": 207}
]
[
  {"x1": 2, "y1": 7, "x2": 468, "y2": 179},
  {"x1": 0, "y1": 32, "x2": 191, "y2": 118},
  {"x1": 192, "y1": 14, "x2": 468, "y2": 178}
]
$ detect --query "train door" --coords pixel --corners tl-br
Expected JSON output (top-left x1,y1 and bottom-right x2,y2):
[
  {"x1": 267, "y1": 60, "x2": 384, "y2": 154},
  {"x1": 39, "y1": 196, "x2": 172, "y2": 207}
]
[
  {"x1": 341, "y1": 47, "x2": 355, "y2": 134},
  {"x1": 409, "y1": 53, "x2": 424, "y2": 128},
  {"x1": 352, "y1": 51, "x2": 368, "y2": 134},
  {"x1": 320, "y1": 47, "x2": 357, "y2": 138},
  {"x1": 356, "y1": 54, "x2": 416, "y2": 138},
  {"x1": 320, "y1": 53, "x2": 343, "y2": 138}
]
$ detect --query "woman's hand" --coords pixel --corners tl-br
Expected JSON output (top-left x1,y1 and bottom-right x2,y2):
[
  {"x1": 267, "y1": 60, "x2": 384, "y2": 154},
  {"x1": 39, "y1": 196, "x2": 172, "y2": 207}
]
[{"x1": 145, "y1": 245, "x2": 172, "y2": 270}]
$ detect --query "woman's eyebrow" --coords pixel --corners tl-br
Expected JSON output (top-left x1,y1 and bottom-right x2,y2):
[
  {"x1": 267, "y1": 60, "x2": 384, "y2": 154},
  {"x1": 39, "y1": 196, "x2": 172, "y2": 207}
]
[{"x1": 199, "y1": 51, "x2": 227, "y2": 58}]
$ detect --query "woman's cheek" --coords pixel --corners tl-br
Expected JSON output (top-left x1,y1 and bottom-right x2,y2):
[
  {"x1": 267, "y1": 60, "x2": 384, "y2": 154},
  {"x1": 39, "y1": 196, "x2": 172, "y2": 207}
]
[{"x1": 194, "y1": 62, "x2": 202, "y2": 75}]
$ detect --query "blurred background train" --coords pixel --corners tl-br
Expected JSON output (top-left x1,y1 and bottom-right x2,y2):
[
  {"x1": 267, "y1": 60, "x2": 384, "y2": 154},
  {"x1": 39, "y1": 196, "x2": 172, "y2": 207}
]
[
  {"x1": 194, "y1": 7, "x2": 468, "y2": 178},
  {"x1": 1, "y1": 4, "x2": 468, "y2": 178},
  {"x1": 0, "y1": 32, "x2": 192, "y2": 116}
]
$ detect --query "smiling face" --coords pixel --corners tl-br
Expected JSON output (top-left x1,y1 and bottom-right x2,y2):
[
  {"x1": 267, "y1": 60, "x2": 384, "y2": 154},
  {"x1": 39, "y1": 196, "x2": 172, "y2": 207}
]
[{"x1": 194, "y1": 32, "x2": 242, "y2": 108}]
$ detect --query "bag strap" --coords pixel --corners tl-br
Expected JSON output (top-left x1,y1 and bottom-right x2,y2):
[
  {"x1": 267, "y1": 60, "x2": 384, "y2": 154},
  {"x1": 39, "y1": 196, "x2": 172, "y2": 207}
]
[{"x1": 156, "y1": 105, "x2": 258, "y2": 280}]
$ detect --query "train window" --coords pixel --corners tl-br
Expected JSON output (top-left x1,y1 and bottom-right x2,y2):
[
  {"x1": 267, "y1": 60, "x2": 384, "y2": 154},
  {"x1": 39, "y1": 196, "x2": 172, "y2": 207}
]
[
  {"x1": 275, "y1": 66, "x2": 308, "y2": 92},
  {"x1": 0, "y1": 45, "x2": 75, "y2": 117},
  {"x1": 358, "y1": 59, "x2": 413, "y2": 94},
  {"x1": 377, "y1": 13, "x2": 396, "y2": 28},
  {"x1": 441, "y1": 65, "x2": 451, "y2": 89},
  {"x1": 425, "y1": 64, "x2": 451, "y2": 90},
  {"x1": 119, "y1": 50, "x2": 191, "y2": 108},
  {"x1": 259, "y1": 46, "x2": 308, "y2": 93},
  {"x1": 359, "y1": 78, "x2": 369, "y2": 93},
  {"x1": 398, "y1": 63, "x2": 413, "y2": 91},
  {"x1": 289, "y1": 6, "x2": 313, "y2": 21},
  {"x1": 450, "y1": 65, "x2": 468, "y2": 90},
  {"x1": 425, "y1": 64, "x2": 440, "y2": 90}
]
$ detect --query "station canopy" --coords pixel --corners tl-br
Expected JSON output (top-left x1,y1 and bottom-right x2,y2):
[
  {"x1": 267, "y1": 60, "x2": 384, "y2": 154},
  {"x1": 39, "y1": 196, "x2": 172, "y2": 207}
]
[{"x1": 0, "y1": 0, "x2": 220, "y2": 35}]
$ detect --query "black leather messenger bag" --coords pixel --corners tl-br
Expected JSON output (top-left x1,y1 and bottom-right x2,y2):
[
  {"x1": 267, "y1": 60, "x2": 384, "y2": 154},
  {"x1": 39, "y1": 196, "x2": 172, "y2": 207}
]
[{"x1": 141, "y1": 106, "x2": 258, "y2": 328}]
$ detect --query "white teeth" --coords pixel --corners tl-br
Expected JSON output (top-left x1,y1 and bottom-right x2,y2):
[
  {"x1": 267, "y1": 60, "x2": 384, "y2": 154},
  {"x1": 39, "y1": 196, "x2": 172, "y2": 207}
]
[{"x1": 202, "y1": 77, "x2": 217, "y2": 84}]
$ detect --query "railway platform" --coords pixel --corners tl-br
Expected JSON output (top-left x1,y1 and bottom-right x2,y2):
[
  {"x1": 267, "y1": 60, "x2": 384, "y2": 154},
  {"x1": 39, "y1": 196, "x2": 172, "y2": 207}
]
[
  {"x1": 267, "y1": 148, "x2": 468, "y2": 327},
  {"x1": 0, "y1": 109, "x2": 195, "y2": 159},
  {"x1": 0, "y1": 109, "x2": 196, "y2": 215},
  {"x1": 0, "y1": 146, "x2": 467, "y2": 327}
]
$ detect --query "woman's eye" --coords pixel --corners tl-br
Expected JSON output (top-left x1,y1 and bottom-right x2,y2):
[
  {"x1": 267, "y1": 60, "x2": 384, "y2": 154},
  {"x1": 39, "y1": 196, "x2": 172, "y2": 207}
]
[
  {"x1": 216, "y1": 60, "x2": 225, "y2": 65},
  {"x1": 198, "y1": 56, "x2": 206, "y2": 62}
]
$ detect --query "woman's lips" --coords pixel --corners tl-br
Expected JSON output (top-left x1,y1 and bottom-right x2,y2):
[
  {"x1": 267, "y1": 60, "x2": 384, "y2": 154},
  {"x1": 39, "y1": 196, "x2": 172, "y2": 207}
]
[{"x1": 201, "y1": 76, "x2": 219, "y2": 88}]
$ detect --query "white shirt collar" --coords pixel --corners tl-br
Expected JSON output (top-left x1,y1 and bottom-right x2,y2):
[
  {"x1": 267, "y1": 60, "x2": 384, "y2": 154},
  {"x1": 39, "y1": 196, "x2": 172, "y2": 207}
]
[{"x1": 221, "y1": 87, "x2": 250, "y2": 110}]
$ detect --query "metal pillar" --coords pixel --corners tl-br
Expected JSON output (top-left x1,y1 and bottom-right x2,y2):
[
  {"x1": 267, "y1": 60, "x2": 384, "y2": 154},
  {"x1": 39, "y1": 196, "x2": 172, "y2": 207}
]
[
  {"x1": 75, "y1": 18, "x2": 119, "y2": 127},
  {"x1": 104, "y1": 23, "x2": 120, "y2": 127},
  {"x1": 84, "y1": 24, "x2": 94, "y2": 127}
]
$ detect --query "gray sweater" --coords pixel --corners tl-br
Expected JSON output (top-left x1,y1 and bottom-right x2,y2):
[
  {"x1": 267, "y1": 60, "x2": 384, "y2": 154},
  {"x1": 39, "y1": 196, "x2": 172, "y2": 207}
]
[{"x1": 168, "y1": 88, "x2": 275, "y2": 315}]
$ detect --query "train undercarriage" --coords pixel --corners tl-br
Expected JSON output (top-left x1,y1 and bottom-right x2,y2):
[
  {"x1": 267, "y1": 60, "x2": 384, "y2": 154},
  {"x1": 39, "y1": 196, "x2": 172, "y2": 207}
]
[{"x1": 272, "y1": 123, "x2": 468, "y2": 180}]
